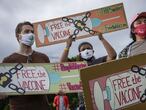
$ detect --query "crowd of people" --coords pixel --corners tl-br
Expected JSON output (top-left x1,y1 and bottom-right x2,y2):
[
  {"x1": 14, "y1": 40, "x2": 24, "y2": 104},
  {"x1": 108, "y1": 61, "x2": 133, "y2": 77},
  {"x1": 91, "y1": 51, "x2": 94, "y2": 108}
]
[{"x1": 0, "y1": 11, "x2": 146, "y2": 110}]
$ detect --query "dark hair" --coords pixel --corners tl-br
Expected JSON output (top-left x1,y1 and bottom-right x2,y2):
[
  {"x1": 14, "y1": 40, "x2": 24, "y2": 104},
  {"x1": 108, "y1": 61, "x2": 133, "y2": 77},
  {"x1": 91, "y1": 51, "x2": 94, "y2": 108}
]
[
  {"x1": 130, "y1": 23, "x2": 136, "y2": 41},
  {"x1": 78, "y1": 42, "x2": 93, "y2": 52},
  {"x1": 57, "y1": 90, "x2": 65, "y2": 95},
  {"x1": 15, "y1": 21, "x2": 33, "y2": 40}
]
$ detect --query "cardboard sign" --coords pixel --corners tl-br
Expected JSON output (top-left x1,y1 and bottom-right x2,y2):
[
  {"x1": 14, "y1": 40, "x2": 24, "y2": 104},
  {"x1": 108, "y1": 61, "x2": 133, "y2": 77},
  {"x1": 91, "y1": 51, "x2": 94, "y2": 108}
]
[
  {"x1": 0, "y1": 62, "x2": 87, "y2": 95},
  {"x1": 80, "y1": 53, "x2": 146, "y2": 110},
  {"x1": 33, "y1": 3, "x2": 128, "y2": 47}
]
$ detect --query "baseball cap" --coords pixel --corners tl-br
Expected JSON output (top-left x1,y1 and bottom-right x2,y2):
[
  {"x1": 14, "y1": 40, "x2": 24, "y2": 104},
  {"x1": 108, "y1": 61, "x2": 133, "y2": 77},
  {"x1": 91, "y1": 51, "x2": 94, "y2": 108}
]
[{"x1": 131, "y1": 12, "x2": 146, "y2": 26}]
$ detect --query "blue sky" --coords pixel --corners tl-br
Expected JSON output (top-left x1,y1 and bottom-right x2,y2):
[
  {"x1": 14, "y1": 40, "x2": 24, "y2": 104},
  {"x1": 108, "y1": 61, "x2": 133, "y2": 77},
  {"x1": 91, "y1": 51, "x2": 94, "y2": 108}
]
[{"x1": 0, "y1": 0, "x2": 146, "y2": 62}]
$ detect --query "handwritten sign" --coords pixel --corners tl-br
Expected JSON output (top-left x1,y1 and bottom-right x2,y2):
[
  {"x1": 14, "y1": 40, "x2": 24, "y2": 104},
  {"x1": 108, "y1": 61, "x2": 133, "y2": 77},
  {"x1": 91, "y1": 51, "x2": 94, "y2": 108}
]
[
  {"x1": 33, "y1": 3, "x2": 128, "y2": 47},
  {"x1": 0, "y1": 62, "x2": 87, "y2": 95},
  {"x1": 80, "y1": 53, "x2": 146, "y2": 110}
]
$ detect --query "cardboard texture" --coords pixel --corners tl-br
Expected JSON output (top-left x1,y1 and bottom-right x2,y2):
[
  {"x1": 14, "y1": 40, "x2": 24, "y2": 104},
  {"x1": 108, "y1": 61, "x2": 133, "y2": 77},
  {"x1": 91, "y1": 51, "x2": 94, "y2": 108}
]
[
  {"x1": 33, "y1": 3, "x2": 128, "y2": 47},
  {"x1": 80, "y1": 53, "x2": 146, "y2": 110},
  {"x1": 0, "y1": 62, "x2": 87, "y2": 95}
]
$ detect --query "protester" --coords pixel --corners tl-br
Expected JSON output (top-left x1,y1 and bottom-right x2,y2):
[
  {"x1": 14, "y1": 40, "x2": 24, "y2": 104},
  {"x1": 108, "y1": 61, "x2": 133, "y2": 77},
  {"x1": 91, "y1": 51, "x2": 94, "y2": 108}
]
[
  {"x1": 60, "y1": 31, "x2": 117, "y2": 65},
  {"x1": 0, "y1": 21, "x2": 50, "y2": 110},
  {"x1": 119, "y1": 12, "x2": 146, "y2": 58},
  {"x1": 60, "y1": 31, "x2": 117, "y2": 110},
  {"x1": 53, "y1": 90, "x2": 69, "y2": 110}
]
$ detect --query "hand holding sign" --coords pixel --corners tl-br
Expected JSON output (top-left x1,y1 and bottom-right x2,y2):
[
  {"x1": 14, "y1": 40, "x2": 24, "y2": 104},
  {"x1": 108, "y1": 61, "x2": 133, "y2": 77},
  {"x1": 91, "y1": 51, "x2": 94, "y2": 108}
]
[
  {"x1": 33, "y1": 3, "x2": 128, "y2": 47},
  {"x1": 62, "y1": 12, "x2": 96, "y2": 40}
]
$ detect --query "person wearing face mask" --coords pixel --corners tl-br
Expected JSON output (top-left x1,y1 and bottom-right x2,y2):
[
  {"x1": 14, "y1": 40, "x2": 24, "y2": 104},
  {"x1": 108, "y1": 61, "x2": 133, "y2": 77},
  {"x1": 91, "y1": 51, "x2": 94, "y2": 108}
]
[
  {"x1": 119, "y1": 12, "x2": 146, "y2": 58},
  {"x1": 2, "y1": 21, "x2": 50, "y2": 63},
  {"x1": 60, "y1": 31, "x2": 117, "y2": 110},
  {"x1": 0, "y1": 21, "x2": 50, "y2": 110},
  {"x1": 53, "y1": 90, "x2": 69, "y2": 110},
  {"x1": 60, "y1": 31, "x2": 117, "y2": 66}
]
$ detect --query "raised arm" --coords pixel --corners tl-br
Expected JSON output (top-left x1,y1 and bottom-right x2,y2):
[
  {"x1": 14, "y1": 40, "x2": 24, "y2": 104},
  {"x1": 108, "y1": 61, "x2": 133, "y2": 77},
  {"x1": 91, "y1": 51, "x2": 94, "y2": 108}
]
[
  {"x1": 97, "y1": 32, "x2": 117, "y2": 61},
  {"x1": 60, "y1": 36, "x2": 73, "y2": 62}
]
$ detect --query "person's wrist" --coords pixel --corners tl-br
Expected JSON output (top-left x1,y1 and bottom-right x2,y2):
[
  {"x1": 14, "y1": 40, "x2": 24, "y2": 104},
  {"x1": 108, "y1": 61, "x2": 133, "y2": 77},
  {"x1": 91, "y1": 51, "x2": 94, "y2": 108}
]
[
  {"x1": 66, "y1": 43, "x2": 71, "y2": 47},
  {"x1": 99, "y1": 36, "x2": 104, "y2": 41},
  {"x1": 64, "y1": 47, "x2": 70, "y2": 51},
  {"x1": 97, "y1": 32, "x2": 104, "y2": 40}
]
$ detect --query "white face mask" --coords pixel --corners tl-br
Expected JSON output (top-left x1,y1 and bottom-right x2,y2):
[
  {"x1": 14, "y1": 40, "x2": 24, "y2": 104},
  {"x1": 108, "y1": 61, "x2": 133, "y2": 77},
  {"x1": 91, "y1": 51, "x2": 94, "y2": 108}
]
[
  {"x1": 80, "y1": 49, "x2": 94, "y2": 60},
  {"x1": 20, "y1": 33, "x2": 35, "y2": 46}
]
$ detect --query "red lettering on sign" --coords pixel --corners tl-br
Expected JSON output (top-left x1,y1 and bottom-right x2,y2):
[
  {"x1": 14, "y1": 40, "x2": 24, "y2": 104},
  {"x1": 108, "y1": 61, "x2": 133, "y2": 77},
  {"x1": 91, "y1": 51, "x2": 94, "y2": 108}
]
[
  {"x1": 51, "y1": 29, "x2": 71, "y2": 40},
  {"x1": 67, "y1": 82, "x2": 82, "y2": 90},
  {"x1": 18, "y1": 80, "x2": 46, "y2": 91},
  {"x1": 115, "y1": 85, "x2": 142, "y2": 106}
]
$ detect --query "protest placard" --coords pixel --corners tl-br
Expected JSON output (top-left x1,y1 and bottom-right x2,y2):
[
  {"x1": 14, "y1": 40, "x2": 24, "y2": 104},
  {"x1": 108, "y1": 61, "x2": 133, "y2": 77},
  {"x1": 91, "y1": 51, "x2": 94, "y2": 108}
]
[
  {"x1": 80, "y1": 53, "x2": 146, "y2": 110},
  {"x1": 33, "y1": 3, "x2": 128, "y2": 47},
  {"x1": 0, "y1": 62, "x2": 87, "y2": 95}
]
